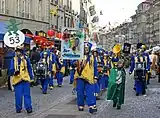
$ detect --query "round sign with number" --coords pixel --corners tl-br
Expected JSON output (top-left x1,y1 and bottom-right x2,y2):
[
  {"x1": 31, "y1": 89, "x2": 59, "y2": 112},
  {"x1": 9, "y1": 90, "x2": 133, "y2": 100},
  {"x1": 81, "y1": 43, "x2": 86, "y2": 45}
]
[{"x1": 4, "y1": 30, "x2": 25, "y2": 48}]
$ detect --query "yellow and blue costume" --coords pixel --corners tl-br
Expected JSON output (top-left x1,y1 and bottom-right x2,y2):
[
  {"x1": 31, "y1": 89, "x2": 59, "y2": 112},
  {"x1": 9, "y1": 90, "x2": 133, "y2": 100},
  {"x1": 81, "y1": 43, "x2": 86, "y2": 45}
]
[
  {"x1": 55, "y1": 58, "x2": 65, "y2": 87},
  {"x1": 74, "y1": 42, "x2": 97, "y2": 114},
  {"x1": 92, "y1": 49, "x2": 100, "y2": 98},
  {"x1": 11, "y1": 48, "x2": 33, "y2": 113},
  {"x1": 48, "y1": 48, "x2": 57, "y2": 89},
  {"x1": 39, "y1": 52, "x2": 50, "y2": 94},
  {"x1": 101, "y1": 51, "x2": 111, "y2": 89},
  {"x1": 69, "y1": 60, "x2": 77, "y2": 84},
  {"x1": 129, "y1": 46, "x2": 150, "y2": 96}
]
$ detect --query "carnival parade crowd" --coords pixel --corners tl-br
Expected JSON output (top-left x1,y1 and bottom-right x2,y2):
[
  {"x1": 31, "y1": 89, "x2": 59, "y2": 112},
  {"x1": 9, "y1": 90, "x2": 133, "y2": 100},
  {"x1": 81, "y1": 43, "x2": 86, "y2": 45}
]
[{"x1": 6, "y1": 41, "x2": 160, "y2": 115}]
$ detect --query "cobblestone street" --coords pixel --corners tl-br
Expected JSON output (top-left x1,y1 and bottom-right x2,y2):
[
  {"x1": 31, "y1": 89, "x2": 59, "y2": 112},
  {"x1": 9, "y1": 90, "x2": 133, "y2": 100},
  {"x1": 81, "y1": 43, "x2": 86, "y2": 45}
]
[{"x1": 0, "y1": 74, "x2": 160, "y2": 118}]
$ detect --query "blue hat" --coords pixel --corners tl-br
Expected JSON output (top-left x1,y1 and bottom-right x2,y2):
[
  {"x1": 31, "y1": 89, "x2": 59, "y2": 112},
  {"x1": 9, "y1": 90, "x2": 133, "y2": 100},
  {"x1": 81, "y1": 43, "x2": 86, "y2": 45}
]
[
  {"x1": 84, "y1": 42, "x2": 92, "y2": 52},
  {"x1": 112, "y1": 57, "x2": 119, "y2": 65},
  {"x1": 104, "y1": 51, "x2": 109, "y2": 56}
]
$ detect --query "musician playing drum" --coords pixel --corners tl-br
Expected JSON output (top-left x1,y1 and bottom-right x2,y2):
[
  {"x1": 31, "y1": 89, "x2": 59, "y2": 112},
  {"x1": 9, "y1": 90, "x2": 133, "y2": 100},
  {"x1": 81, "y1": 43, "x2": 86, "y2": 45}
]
[
  {"x1": 36, "y1": 51, "x2": 50, "y2": 94},
  {"x1": 129, "y1": 46, "x2": 150, "y2": 96}
]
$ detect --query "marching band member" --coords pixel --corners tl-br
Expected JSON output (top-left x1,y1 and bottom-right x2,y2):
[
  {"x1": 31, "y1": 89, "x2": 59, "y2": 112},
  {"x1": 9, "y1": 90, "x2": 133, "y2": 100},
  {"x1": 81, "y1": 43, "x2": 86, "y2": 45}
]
[
  {"x1": 129, "y1": 46, "x2": 150, "y2": 96},
  {"x1": 106, "y1": 44, "x2": 126, "y2": 110},
  {"x1": 69, "y1": 60, "x2": 77, "y2": 84},
  {"x1": 97, "y1": 49, "x2": 104, "y2": 92},
  {"x1": 101, "y1": 52, "x2": 111, "y2": 90},
  {"x1": 74, "y1": 42, "x2": 97, "y2": 114},
  {"x1": 55, "y1": 51, "x2": 65, "y2": 87},
  {"x1": 11, "y1": 46, "x2": 34, "y2": 113},
  {"x1": 92, "y1": 49, "x2": 101, "y2": 99},
  {"x1": 37, "y1": 52, "x2": 50, "y2": 94},
  {"x1": 141, "y1": 45, "x2": 150, "y2": 85},
  {"x1": 48, "y1": 47, "x2": 57, "y2": 89}
]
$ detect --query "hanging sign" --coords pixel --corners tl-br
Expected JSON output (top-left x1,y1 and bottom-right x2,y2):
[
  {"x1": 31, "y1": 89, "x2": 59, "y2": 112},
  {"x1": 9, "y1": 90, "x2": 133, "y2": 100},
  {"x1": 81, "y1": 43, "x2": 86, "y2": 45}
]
[
  {"x1": 61, "y1": 27, "x2": 84, "y2": 60},
  {"x1": 4, "y1": 30, "x2": 25, "y2": 48},
  {"x1": 4, "y1": 19, "x2": 24, "y2": 48}
]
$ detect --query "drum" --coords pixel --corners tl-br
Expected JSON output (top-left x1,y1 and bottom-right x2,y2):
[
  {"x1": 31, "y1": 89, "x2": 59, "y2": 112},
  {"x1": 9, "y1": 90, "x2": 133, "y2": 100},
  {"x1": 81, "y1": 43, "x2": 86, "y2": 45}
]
[
  {"x1": 36, "y1": 62, "x2": 47, "y2": 79},
  {"x1": 134, "y1": 62, "x2": 146, "y2": 80}
]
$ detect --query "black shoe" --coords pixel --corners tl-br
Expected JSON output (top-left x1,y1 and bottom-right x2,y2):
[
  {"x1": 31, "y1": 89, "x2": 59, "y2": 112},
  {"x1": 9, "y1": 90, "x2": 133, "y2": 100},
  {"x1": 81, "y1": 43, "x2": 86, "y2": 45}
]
[
  {"x1": 69, "y1": 82, "x2": 73, "y2": 84},
  {"x1": 136, "y1": 93, "x2": 139, "y2": 96},
  {"x1": 113, "y1": 103, "x2": 116, "y2": 108},
  {"x1": 58, "y1": 85, "x2": 62, "y2": 87},
  {"x1": 78, "y1": 108, "x2": 84, "y2": 111},
  {"x1": 133, "y1": 87, "x2": 136, "y2": 91},
  {"x1": 142, "y1": 91, "x2": 146, "y2": 95},
  {"x1": 43, "y1": 92, "x2": 47, "y2": 94},
  {"x1": 93, "y1": 106, "x2": 98, "y2": 112},
  {"x1": 117, "y1": 105, "x2": 121, "y2": 110},
  {"x1": 16, "y1": 110, "x2": 21, "y2": 113},
  {"x1": 96, "y1": 97, "x2": 101, "y2": 100},
  {"x1": 89, "y1": 107, "x2": 97, "y2": 114},
  {"x1": 27, "y1": 109, "x2": 32, "y2": 114}
]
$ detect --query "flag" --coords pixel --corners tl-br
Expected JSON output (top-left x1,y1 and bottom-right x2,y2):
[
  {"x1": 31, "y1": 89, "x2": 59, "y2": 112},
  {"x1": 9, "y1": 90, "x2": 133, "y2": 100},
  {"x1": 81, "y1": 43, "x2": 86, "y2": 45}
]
[{"x1": 100, "y1": 10, "x2": 103, "y2": 15}]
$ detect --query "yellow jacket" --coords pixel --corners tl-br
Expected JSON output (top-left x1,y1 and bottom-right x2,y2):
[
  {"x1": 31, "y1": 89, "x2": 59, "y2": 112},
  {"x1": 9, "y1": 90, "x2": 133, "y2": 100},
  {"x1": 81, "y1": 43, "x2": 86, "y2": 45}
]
[
  {"x1": 74, "y1": 55, "x2": 94, "y2": 85},
  {"x1": 12, "y1": 56, "x2": 31, "y2": 85}
]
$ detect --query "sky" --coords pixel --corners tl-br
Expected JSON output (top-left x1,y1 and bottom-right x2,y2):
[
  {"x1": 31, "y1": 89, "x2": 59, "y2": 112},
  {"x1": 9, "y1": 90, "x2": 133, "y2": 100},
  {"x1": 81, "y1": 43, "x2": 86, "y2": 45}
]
[
  {"x1": 72, "y1": 0, "x2": 145, "y2": 28},
  {"x1": 93, "y1": 0, "x2": 145, "y2": 27}
]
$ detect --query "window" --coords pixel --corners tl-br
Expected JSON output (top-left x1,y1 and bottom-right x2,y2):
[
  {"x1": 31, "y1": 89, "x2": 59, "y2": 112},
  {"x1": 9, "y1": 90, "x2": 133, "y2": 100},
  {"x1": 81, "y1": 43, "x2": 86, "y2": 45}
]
[
  {"x1": 38, "y1": 0, "x2": 42, "y2": 20},
  {"x1": 16, "y1": 0, "x2": 20, "y2": 16},
  {"x1": 22, "y1": 0, "x2": 26, "y2": 17},
  {"x1": 29, "y1": 0, "x2": 32, "y2": 18},
  {"x1": 70, "y1": 0, "x2": 72, "y2": 11},
  {"x1": 1, "y1": 0, "x2": 5, "y2": 13},
  {"x1": 68, "y1": 18, "x2": 70, "y2": 27}
]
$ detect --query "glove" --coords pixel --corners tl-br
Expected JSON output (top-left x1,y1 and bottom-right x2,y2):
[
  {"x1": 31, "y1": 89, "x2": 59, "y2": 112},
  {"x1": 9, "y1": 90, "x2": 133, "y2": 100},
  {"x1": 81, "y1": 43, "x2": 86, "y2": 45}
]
[
  {"x1": 129, "y1": 72, "x2": 132, "y2": 75},
  {"x1": 30, "y1": 80, "x2": 34, "y2": 83}
]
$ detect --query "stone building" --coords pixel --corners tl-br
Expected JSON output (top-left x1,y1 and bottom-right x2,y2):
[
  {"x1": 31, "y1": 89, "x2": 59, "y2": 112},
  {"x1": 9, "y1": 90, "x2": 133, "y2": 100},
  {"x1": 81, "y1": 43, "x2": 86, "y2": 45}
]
[
  {"x1": 131, "y1": 0, "x2": 160, "y2": 45},
  {"x1": 0, "y1": 0, "x2": 79, "y2": 34}
]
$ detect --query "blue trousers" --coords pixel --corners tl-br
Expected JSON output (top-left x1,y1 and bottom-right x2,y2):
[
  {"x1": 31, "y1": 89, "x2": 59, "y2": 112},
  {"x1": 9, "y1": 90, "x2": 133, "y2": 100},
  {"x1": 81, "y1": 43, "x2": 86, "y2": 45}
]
[
  {"x1": 135, "y1": 79, "x2": 146, "y2": 94},
  {"x1": 14, "y1": 81, "x2": 32, "y2": 111},
  {"x1": 76, "y1": 78, "x2": 96, "y2": 107},
  {"x1": 56, "y1": 72, "x2": 63, "y2": 85},
  {"x1": 40, "y1": 78, "x2": 49, "y2": 93},
  {"x1": 70, "y1": 69, "x2": 75, "y2": 83},
  {"x1": 101, "y1": 75, "x2": 109, "y2": 90},
  {"x1": 94, "y1": 82, "x2": 100, "y2": 94},
  {"x1": 49, "y1": 73, "x2": 54, "y2": 86}
]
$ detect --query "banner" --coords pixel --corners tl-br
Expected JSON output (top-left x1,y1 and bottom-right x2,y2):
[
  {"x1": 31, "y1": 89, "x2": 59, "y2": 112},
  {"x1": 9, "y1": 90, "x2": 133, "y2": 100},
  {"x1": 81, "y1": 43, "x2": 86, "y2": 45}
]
[
  {"x1": 123, "y1": 43, "x2": 131, "y2": 54},
  {"x1": 61, "y1": 28, "x2": 84, "y2": 60}
]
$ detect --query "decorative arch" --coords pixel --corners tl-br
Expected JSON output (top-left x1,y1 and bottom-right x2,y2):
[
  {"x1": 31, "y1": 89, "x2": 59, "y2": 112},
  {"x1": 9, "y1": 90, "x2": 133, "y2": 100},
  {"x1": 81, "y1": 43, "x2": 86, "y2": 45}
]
[{"x1": 21, "y1": 29, "x2": 33, "y2": 35}]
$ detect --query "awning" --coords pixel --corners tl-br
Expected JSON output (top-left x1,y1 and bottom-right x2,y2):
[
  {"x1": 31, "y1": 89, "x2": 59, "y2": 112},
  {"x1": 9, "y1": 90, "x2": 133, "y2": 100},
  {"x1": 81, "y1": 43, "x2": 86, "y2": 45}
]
[{"x1": 0, "y1": 33, "x2": 32, "y2": 44}]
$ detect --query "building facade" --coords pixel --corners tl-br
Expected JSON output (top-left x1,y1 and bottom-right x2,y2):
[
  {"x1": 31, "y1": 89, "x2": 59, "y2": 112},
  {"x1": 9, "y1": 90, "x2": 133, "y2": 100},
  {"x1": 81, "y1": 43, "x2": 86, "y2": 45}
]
[
  {"x1": 0, "y1": 0, "x2": 79, "y2": 34},
  {"x1": 131, "y1": 0, "x2": 160, "y2": 45}
]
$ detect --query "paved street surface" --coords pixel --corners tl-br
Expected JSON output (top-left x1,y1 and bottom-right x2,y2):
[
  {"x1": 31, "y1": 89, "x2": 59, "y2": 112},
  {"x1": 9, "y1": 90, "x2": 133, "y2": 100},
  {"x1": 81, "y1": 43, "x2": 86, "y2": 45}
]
[{"x1": 0, "y1": 74, "x2": 160, "y2": 118}]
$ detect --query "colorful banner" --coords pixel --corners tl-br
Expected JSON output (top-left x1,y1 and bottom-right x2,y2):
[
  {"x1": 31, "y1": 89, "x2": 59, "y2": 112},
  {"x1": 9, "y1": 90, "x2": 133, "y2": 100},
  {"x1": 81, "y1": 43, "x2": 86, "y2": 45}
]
[{"x1": 61, "y1": 28, "x2": 84, "y2": 60}]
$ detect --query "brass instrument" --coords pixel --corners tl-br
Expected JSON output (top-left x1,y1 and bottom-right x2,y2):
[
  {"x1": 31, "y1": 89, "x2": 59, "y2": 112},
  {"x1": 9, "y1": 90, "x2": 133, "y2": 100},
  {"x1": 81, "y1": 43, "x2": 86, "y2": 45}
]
[{"x1": 113, "y1": 44, "x2": 121, "y2": 55}]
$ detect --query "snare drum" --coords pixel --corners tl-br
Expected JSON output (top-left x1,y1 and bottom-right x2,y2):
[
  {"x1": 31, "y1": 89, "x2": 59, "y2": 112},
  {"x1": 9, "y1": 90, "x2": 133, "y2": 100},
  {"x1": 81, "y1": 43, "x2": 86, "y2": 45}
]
[{"x1": 36, "y1": 62, "x2": 47, "y2": 79}]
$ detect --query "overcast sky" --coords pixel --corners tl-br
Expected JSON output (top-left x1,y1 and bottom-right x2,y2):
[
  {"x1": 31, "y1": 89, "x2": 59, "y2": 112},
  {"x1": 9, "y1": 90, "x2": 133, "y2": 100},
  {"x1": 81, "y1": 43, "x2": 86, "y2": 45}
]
[
  {"x1": 72, "y1": 0, "x2": 145, "y2": 27},
  {"x1": 93, "y1": 0, "x2": 145, "y2": 27}
]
